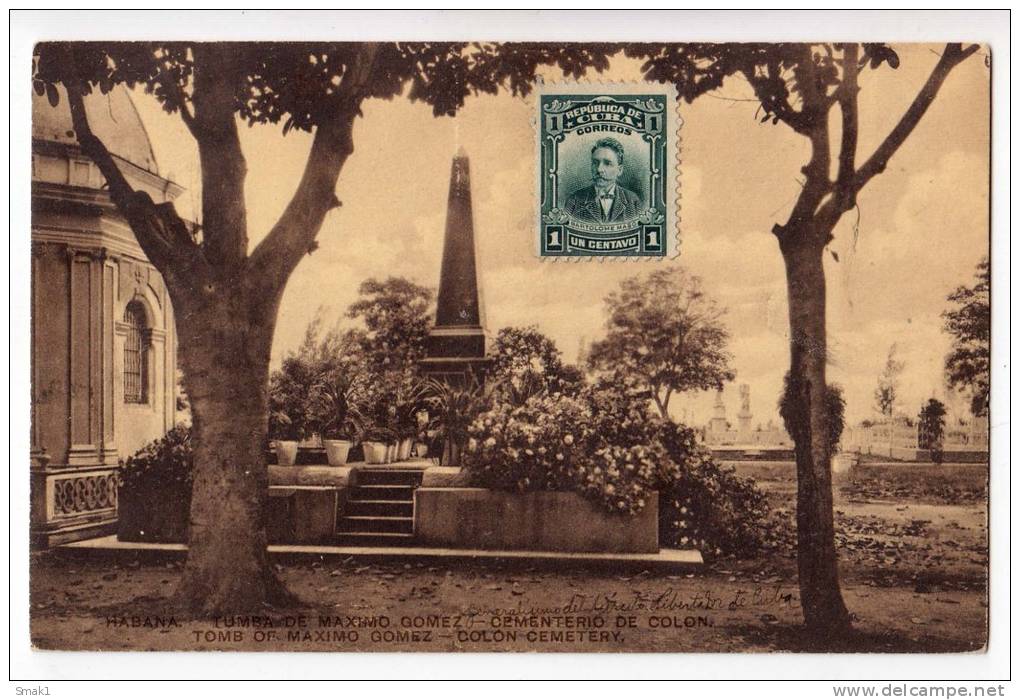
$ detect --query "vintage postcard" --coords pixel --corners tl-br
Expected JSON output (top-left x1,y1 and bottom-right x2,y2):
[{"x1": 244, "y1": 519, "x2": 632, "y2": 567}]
[{"x1": 19, "y1": 21, "x2": 998, "y2": 669}]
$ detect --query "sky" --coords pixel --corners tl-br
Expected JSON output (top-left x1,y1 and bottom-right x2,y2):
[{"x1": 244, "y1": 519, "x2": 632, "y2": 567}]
[{"x1": 130, "y1": 45, "x2": 990, "y2": 427}]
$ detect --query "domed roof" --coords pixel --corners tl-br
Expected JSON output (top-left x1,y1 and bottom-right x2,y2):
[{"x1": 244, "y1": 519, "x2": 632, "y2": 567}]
[{"x1": 33, "y1": 84, "x2": 160, "y2": 174}]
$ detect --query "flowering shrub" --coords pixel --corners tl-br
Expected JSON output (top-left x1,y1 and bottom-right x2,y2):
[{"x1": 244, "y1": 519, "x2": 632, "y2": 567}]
[
  {"x1": 577, "y1": 444, "x2": 658, "y2": 514},
  {"x1": 465, "y1": 393, "x2": 590, "y2": 489},
  {"x1": 464, "y1": 391, "x2": 662, "y2": 516},
  {"x1": 655, "y1": 423, "x2": 773, "y2": 558},
  {"x1": 581, "y1": 382, "x2": 662, "y2": 449},
  {"x1": 464, "y1": 384, "x2": 778, "y2": 558}
]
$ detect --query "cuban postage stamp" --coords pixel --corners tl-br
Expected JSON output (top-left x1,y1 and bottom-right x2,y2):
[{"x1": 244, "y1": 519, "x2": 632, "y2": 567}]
[
  {"x1": 12, "y1": 11, "x2": 1003, "y2": 684},
  {"x1": 537, "y1": 83, "x2": 680, "y2": 258}
]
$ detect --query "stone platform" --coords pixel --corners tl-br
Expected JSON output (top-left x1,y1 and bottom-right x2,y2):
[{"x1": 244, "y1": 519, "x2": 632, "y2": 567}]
[
  {"x1": 57, "y1": 535, "x2": 703, "y2": 572},
  {"x1": 416, "y1": 488, "x2": 660, "y2": 554}
]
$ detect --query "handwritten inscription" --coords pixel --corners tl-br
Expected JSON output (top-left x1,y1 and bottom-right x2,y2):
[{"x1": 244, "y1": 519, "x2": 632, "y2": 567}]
[{"x1": 98, "y1": 586, "x2": 796, "y2": 650}]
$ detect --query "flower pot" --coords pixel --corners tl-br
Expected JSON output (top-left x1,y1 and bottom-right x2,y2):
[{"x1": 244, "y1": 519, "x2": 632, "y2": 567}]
[
  {"x1": 413, "y1": 441, "x2": 429, "y2": 459},
  {"x1": 385, "y1": 442, "x2": 397, "y2": 463},
  {"x1": 323, "y1": 439, "x2": 353, "y2": 467},
  {"x1": 398, "y1": 438, "x2": 413, "y2": 461},
  {"x1": 275, "y1": 440, "x2": 299, "y2": 466},
  {"x1": 363, "y1": 441, "x2": 387, "y2": 464}
]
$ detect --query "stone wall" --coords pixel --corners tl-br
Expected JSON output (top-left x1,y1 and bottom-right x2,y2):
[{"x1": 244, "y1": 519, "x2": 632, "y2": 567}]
[{"x1": 415, "y1": 488, "x2": 659, "y2": 553}]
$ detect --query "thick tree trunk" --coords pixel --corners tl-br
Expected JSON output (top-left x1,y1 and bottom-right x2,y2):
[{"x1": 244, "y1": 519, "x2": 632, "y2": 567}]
[
  {"x1": 780, "y1": 235, "x2": 851, "y2": 637},
  {"x1": 172, "y1": 288, "x2": 293, "y2": 615}
]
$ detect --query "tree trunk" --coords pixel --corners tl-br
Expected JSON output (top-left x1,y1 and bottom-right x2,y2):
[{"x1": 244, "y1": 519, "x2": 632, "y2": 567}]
[
  {"x1": 172, "y1": 287, "x2": 294, "y2": 615},
  {"x1": 780, "y1": 235, "x2": 851, "y2": 637}
]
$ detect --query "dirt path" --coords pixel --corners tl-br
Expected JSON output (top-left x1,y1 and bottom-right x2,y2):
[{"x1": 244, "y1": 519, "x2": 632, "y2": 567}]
[
  {"x1": 29, "y1": 461, "x2": 988, "y2": 653},
  {"x1": 29, "y1": 552, "x2": 985, "y2": 653}
]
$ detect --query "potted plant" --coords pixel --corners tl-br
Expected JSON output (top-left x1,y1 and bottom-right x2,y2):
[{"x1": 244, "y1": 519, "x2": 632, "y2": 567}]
[
  {"x1": 413, "y1": 441, "x2": 429, "y2": 459},
  {"x1": 313, "y1": 366, "x2": 365, "y2": 467},
  {"x1": 384, "y1": 403, "x2": 399, "y2": 463},
  {"x1": 268, "y1": 410, "x2": 302, "y2": 466},
  {"x1": 413, "y1": 420, "x2": 430, "y2": 460},
  {"x1": 324, "y1": 436, "x2": 355, "y2": 467},
  {"x1": 424, "y1": 375, "x2": 492, "y2": 466},
  {"x1": 268, "y1": 353, "x2": 317, "y2": 466},
  {"x1": 362, "y1": 426, "x2": 396, "y2": 464},
  {"x1": 393, "y1": 381, "x2": 427, "y2": 462},
  {"x1": 398, "y1": 437, "x2": 413, "y2": 461}
]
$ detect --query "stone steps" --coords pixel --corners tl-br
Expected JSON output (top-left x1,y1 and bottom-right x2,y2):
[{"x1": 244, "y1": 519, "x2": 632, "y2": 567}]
[
  {"x1": 332, "y1": 531, "x2": 418, "y2": 547},
  {"x1": 357, "y1": 468, "x2": 426, "y2": 486},
  {"x1": 336, "y1": 468, "x2": 425, "y2": 545},
  {"x1": 344, "y1": 499, "x2": 414, "y2": 517},
  {"x1": 338, "y1": 515, "x2": 414, "y2": 534},
  {"x1": 348, "y1": 484, "x2": 417, "y2": 501}
]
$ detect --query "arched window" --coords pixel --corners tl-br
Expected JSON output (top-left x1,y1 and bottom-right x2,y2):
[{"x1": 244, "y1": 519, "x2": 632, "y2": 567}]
[{"x1": 123, "y1": 301, "x2": 148, "y2": 404}]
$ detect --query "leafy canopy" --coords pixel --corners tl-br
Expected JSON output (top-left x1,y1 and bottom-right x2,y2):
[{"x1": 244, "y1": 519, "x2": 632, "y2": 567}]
[
  {"x1": 34, "y1": 42, "x2": 616, "y2": 127},
  {"x1": 347, "y1": 276, "x2": 433, "y2": 375},
  {"x1": 346, "y1": 277, "x2": 434, "y2": 438},
  {"x1": 874, "y1": 344, "x2": 906, "y2": 418},
  {"x1": 490, "y1": 326, "x2": 583, "y2": 398},
  {"x1": 943, "y1": 258, "x2": 990, "y2": 417},
  {"x1": 587, "y1": 268, "x2": 734, "y2": 418},
  {"x1": 628, "y1": 43, "x2": 899, "y2": 127}
]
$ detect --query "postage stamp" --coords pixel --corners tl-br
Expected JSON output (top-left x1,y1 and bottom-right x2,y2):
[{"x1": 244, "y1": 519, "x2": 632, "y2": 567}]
[
  {"x1": 16, "y1": 23, "x2": 997, "y2": 674},
  {"x1": 537, "y1": 83, "x2": 680, "y2": 258}
]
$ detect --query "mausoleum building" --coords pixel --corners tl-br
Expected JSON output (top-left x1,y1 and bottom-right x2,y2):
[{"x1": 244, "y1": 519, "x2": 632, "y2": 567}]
[{"x1": 31, "y1": 86, "x2": 181, "y2": 547}]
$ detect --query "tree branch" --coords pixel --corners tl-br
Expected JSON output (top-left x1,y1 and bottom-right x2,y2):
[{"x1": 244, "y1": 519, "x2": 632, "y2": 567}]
[
  {"x1": 776, "y1": 117, "x2": 833, "y2": 245},
  {"x1": 63, "y1": 77, "x2": 136, "y2": 208},
  {"x1": 191, "y1": 44, "x2": 249, "y2": 268},
  {"x1": 61, "y1": 50, "x2": 208, "y2": 296},
  {"x1": 740, "y1": 61, "x2": 807, "y2": 133},
  {"x1": 771, "y1": 44, "x2": 842, "y2": 245},
  {"x1": 852, "y1": 43, "x2": 979, "y2": 192},
  {"x1": 248, "y1": 43, "x2": 379, "y2": 293},
  {"x1": 835, "y1": 43, "x2": 859, "y2": 203},
  {"x1": 651, "y1": 384, "x2": 669, "y2": 419},
  {"x1": 155, "y1": 58, "x2": 198, "y2": 139}
]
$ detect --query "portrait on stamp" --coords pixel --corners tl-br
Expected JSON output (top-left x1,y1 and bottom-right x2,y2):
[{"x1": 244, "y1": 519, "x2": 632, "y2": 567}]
[
  {"x1": 563, "y1": 137, "x2": 643, "y2": 224},
  {"x1": 538, "y1": 88, "x2": 678, "y2": 258}
]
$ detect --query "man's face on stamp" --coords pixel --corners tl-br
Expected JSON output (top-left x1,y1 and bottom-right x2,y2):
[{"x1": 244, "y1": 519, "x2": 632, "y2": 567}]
[
  {"x1": 591, "y1": 143, "x2": 623, "y2": 190},
  {"x1": 566, "y1": 137, "x2": 639, "y2": 225}
]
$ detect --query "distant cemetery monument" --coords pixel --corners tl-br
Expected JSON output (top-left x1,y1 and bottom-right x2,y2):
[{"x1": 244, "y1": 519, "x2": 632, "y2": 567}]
[
  {"x1": 703, "y1": 384, "x2": 792, "y2": 458},
  {"x1": 701, "y1": 383, "x2": 988, "y2": 464}
]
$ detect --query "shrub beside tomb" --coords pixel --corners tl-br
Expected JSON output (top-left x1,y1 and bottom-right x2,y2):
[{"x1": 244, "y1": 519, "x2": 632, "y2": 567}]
[
  {"x1": 462, "y1": 388, "x2": 777, "y2": 559},
  {"x1": 117, "y1": 425, "x2": 193, "y2": 543}
]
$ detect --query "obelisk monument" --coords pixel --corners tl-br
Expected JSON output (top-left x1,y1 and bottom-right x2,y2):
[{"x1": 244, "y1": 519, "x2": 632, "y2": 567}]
[{"x1": 421, "y1": 149, "x2": 489, "y2": 384}]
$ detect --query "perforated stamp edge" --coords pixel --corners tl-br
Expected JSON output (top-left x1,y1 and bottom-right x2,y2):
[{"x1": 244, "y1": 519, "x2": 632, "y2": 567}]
[{"x1": 532, "y1": 78, "x2": 682, "y2": 262}]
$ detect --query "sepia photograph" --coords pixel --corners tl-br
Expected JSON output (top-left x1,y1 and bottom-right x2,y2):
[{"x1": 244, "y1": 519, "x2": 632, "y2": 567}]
[{"x1": 10, "y1": 9, "x2": 1008, "y2": 688}]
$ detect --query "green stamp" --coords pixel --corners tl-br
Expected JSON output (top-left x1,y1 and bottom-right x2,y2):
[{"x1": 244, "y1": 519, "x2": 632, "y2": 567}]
[{"x1": 538, "y1": 83, "x2": 679, "y2": 258}]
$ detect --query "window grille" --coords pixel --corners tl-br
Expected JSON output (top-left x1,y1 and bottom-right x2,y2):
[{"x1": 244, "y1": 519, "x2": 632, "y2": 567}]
[{"x1": 123, "y1": 303, "x2": 147, "y2": 403}]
